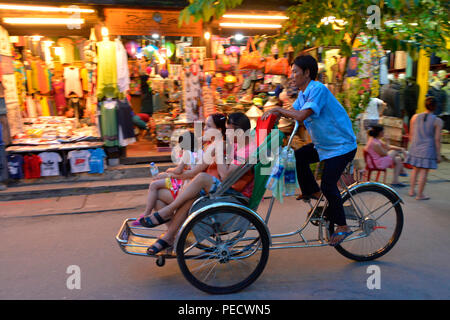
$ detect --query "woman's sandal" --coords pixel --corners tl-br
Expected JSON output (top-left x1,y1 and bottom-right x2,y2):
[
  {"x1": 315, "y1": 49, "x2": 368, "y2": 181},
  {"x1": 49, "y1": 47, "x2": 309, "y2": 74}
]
[
  {"x1": 139, "y1": 212, "x2": 171, "y2": 228},
  {"x1": 329, "y1": 231, "x2": 353, "y2": 247},
  {"x1": 132, "y1": 215, "x2": 145, "y2": 226},
  {"x1": 147, "y1": 238, "x2": 172, "y2": 255}
]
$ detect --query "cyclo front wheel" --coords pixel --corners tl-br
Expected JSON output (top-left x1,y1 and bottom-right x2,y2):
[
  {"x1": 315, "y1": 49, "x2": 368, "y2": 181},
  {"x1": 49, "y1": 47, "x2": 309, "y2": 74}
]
[
  {"x1": 334, "y1": 184, "x2": 404, "y2": 261},
  {"x1": 176, "y1": 206, "x2": 270, "y2": 294}
]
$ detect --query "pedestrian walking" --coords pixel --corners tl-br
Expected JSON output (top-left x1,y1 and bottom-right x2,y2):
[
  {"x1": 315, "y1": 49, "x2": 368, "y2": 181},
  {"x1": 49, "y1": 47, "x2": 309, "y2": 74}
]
[{"x1": 406, "y1": 96, "x2": 443, "y2": 200}]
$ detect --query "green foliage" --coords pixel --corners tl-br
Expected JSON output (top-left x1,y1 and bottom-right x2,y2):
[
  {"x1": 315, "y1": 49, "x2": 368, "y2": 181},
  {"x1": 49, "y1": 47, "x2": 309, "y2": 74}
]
[{"x1": 178, "y1": 0, "x2": 244, "y2": 26}]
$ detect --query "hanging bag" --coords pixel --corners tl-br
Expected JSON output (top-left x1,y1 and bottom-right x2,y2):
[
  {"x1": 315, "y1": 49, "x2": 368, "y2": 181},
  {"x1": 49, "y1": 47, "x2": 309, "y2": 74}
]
[
  {"x1": 265, "y1": 56, "x2": 291, "y2": 75},
  {"x1": 239, "y1": 37, "x2": 265, "y2": 70}
]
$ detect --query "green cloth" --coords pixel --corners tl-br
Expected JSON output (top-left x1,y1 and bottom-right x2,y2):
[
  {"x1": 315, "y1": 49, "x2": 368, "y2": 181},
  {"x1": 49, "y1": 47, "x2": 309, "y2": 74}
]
[
  {"x1": 100, "y1": 101, "x2": 119, "y2": 147},
  {"x1": 248, "y1": 128, "x2": 285, "y2": 210}
]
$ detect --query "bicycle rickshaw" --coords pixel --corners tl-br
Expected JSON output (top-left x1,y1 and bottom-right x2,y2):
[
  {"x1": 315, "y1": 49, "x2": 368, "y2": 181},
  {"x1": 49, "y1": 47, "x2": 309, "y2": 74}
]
[{"x1": 116, "y1": 120, "x2": 404, "y2": 294}]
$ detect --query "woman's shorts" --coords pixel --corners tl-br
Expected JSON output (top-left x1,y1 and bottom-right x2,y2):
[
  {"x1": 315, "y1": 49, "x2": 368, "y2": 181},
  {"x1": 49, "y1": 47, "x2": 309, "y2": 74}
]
[{"x1": 199, "y1": 176, "x2": 221, "y2": 196}]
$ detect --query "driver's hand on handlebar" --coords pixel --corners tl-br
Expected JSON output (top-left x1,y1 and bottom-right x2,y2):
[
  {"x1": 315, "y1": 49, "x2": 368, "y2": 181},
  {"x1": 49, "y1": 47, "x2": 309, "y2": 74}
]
[{"x1": 262, "y1": 108, "x2": 281, "y2": 121}]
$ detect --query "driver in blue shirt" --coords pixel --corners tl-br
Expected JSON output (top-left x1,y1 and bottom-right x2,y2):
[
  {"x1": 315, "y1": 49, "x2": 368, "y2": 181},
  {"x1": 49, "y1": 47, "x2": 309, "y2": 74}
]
[{"x1": 262, "y1": 55, "x2": 357, "y2": 246}]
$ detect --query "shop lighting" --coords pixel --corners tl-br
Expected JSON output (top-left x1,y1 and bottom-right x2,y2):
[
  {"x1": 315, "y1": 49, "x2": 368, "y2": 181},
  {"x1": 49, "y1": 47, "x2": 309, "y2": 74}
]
[
  {"x1": 152, "y1": 33, "x2": 159, "y2": 39},
  {"x1": 204, "y1": 31, "x2": 211, "y2": 40},
  {"x1": 54, "y1": 47, "x2": 63, "y2": 56},
  {"x1": 219, "y1": 22, "x2": 282, "y2": 29},
  {"x1": 101, "y1": 27, "x2": 109, "y2": 37},
  {"x1": 234, "y1": 33, "x2": 244, "y2": 41},
  {"x1": 3, "y1": 17, "x2": 85, "y2": 25},
  {"x1": 0, "y1": 4, "x2": 94, "y2": 13},
  {"x1": 223, "y1": 14, "x2": 288, "y2": 20}
]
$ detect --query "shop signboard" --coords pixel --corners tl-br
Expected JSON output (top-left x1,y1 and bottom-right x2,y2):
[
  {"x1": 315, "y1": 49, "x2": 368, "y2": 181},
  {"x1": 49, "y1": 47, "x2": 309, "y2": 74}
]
[{"x1": 104, "y1": 8, "x2": 202, "y2": 37}]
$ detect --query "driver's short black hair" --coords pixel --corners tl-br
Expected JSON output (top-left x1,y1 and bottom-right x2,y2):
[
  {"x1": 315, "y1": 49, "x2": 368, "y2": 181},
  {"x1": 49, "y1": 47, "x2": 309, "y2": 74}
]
[{"x1": 292, "y1": 55, "x2": 318, "y2": 80}]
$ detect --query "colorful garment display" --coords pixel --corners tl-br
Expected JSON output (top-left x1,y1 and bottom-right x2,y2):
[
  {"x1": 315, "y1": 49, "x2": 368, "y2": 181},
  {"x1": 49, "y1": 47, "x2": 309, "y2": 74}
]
[
  {"x1": 52, "y1": 79, "x2": 66, "y2": 115},
  {"x1": 64, "y1": 67, "x2": 83, "y2": 97},
  {"x1": 88, "y1": 148, "x2": 107, "y2": 174},
  {"x1": 7, "y1": 154, "x2": 24, "y2": 179},
  {"x1": 39, "y1": 152, "x2": 62, "y2": 176},
  {"x1": 96, "y1": 40, "x2": 118, "y2": 99},
  {"x1": 100, "y1": 100, "x2": 119, "y2": 147},
  {"x1": 23, "y1": 154, "x2": 42, "y2": 179},
  {"x1": 68, "y1": 149, "x2": 91, "y2": 173},
  {"x1": 115, "y1": 38, "x2": 130, "y2": 94}
]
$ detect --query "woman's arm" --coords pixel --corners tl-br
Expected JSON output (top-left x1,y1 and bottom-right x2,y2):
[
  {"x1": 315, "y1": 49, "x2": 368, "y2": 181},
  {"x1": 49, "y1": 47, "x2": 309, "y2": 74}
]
[
  {"x1": 372, "y1": 142, "x2": 388, "y2": 157},
  {"x1": 170, "y1": 162, "x2": 209, "y2": 180},
  {"x1": 166, "y1": 161, "x2": 186, "y2": 175}
]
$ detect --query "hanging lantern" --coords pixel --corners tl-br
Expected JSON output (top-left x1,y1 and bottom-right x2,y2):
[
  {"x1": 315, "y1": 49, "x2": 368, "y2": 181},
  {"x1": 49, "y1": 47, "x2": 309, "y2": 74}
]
[
  {"x1": 160, "y1": 69, "x2": 169, "y2": 78},
  {"x1": 165, "y1": 42, "x2": 175, "y2": 58},
  {"x1": 125, "y1": 41, "x2": 138, "y2": 57}
]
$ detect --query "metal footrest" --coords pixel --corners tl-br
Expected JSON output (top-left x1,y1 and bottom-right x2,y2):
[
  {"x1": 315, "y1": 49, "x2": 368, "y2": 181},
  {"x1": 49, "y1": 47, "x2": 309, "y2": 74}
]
[{"x1": 115, "y1": 218, "x2": 175, "y2": 258}]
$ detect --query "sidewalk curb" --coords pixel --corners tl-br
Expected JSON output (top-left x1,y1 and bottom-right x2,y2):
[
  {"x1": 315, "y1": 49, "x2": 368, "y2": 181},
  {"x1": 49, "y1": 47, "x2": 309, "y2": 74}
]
[
  {"x1": 0, "y1": 206, "x2": 141, "y2": 219},
  {"x1": 0, "y1": 183, "x2": 149, "y2": 201}
]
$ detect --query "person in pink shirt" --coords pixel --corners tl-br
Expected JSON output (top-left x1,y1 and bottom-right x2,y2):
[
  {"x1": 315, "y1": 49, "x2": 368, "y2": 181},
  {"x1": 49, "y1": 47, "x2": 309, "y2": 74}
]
[{"x1": 364, "y1": 125, "x2": 407, "y2": 187}]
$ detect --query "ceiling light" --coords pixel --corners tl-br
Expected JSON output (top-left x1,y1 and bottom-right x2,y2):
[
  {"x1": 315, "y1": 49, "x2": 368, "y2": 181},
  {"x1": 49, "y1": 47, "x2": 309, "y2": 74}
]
[
  {"x1": 0, "y1": 4, "x2": 94, "y2": 13},
  {"x1": 219, "y1": 23, "x2": 282, "y2": 29},
  {"x1": 152, "y1": 33, "x2": 160, "y2": 39},
  {"x1": 222, "y1": 14, "x2": 288, "y2": 20},
  {"x1": 3, "y1": 18, "x2": 85, "y2": 25},
  {"x1": 234, "y1": 33, "x2": 244, "y2": 41},
  {"x1": 204, "y1": 31, "x2": 211, "y2": 40}
]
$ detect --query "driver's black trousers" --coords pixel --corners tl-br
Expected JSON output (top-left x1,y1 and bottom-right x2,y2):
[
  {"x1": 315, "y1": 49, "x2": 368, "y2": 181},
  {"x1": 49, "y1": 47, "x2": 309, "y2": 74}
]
[{"x1": 295, "y1": 143, "x2": 357, "y2": 227}]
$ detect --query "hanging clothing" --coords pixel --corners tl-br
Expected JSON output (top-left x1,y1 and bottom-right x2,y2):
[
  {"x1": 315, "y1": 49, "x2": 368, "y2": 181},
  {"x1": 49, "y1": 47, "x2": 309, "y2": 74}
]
[
  {"x1": 96, "y1": 40, "x2": 119, "y2": 99},
  {"x1": 403, "y1": 80, "x2": 420, "y2": 124},
  {"x1": 7, "y1": 154, "x2": 24, "y2": 179},
  {"x1": 380, "y1": 82, "x2": 404, "y2": 117},
  {"x1": 80, "y1": 68, "x2": 89, "y2": 92},
  {"x1": 23, "y1": 154, "x2": 42, "y2": 179},
  {"x1": 39, "y1": 96, "x2": 51, "y2": 116},
  {"x1": 52, "y1": 79, "x2": 66, "y2": 115},
  {"x1": 115, "y1": 39, "x2": 130, "y2": 94},
  {"x1": 64, "y1": 67, "x2": 83, "y2": 97},
  {"x1": 88, "y1": 148, "x2": 107, "y2": 174},
  {"x1": 100, "y1": 100, "x2": 119, "y2": 147},
  {"x1": 379, "y1": 56, "x2": 389, "y2": 85},
  {"x1": 394, "y1": 51, "x2": 407, "y2": 69},
  {"x1": 68, "y1": 150, "x2": 91, "y2": 173},
  {"x1": 117, "y1": 99, "x2": 136, "y2": 140},
  {"x1": 57, "y1": 38, "x2": 75, "y2": 64},
  {"x1": 39, "y1": 152, "x2": 62, "y2": 177}
]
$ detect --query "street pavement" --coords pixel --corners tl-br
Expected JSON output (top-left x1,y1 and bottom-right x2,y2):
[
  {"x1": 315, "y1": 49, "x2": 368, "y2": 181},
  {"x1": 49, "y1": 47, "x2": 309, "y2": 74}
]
[{"x1": 0, "y1": 161, "x2": 449, "y2": 300}]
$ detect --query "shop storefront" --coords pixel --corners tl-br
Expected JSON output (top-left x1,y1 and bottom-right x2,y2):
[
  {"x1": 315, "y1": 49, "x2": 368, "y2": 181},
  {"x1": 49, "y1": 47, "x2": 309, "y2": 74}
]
[
  {"x1": 0, "y1": 2, "x2": 447, "y2": 185},
  {"x1": 0, "y1": 5, "x2": 104, "y2": 182}
]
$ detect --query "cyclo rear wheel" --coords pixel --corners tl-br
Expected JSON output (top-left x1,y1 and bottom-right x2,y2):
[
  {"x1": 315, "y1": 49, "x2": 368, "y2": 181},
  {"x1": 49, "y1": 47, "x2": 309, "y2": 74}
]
[
  {"x1": 176, "y1": 206, "x2": 270, "y2": 294},
  {"x1": 334, "y1": 184, "x2": 404, "y2": 261}
]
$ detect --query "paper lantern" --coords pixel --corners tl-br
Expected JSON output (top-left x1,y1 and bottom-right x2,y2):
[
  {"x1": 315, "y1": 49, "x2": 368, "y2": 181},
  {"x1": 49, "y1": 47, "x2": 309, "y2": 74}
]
[
  {"x1": 125, "y1": 41, "x2": 138, "y2": 56},
  {"x1": 165, "y1": 42, "x2": 175, "y2": 58},
  {"x1": 160, "y1": 69, "x2": 169, "y2": 78}
]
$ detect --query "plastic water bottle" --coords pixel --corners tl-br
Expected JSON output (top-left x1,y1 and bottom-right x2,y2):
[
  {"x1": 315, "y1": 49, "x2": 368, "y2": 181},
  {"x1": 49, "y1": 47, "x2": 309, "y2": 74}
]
[
  {"x1": 284, "y1": 149, "x2": 297, "y2": 196},
  {"x1": 149, "y1": 162, "x2": 159, "y2": 176},
  {"x1": 266, "y1": 148, "x2": 286, "y2": 190}
]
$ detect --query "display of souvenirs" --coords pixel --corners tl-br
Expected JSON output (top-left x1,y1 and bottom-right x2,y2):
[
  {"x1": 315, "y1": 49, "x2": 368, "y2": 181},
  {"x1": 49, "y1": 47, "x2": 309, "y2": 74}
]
[
  {"x1": 12, "y1": 116, "x2": 99, "y2": 145},
  {"x1": 155, "y1": 122, "x2": 173, "y2": 147}
]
